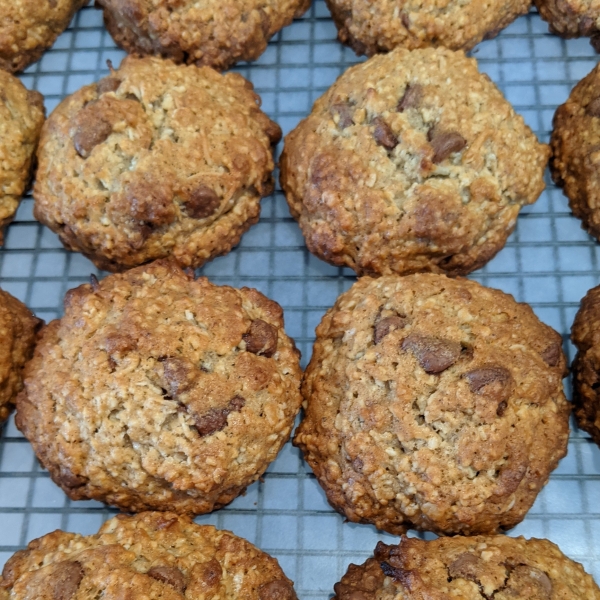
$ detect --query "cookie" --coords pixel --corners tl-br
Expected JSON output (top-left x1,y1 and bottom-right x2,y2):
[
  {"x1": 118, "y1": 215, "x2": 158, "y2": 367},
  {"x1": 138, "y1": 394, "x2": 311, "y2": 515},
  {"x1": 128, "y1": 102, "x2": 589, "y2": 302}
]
[
  {"x1": 570, "y1": 284, "x2": 600, "y2": 445},
  {"x1": 327, "y1": 0, "x2": 530, "y2": 56},
  {"x1": 551, "y1": 62, "x2": 600, "y2": 240},
  {"x1": 33, "y1": 56, "x2": 281, "y2": 272},
  {"x1": 0, "y1": 71, "x2": 45, "y2": 245},
  {"x1": 294, "y1": 274, "x2": 570, "y2": 535},
  {"x1": 0, "y1": 511, "x2": 298, "y2": 600},
  {"x1": 0, "y1": 0, "x2": 87, "y2": 73},
  {"x1": 0, "y1": 289, "x2": 41, "y2": 423},
  {"x1": 16, "y1": 260, "x2": 302, "y2": 514},
  {"x1": 281, "y1": 47, "x2": 549, "y2": 277},
  {"x1": 334, "y1": 535, "x2": 600, "y2": 599},
  {"x1": 535, "y1": 0, "x2": 600, "y2": 51},
  {"x1": 96, "y1": 0, "x2": 310, "y2": 71}
]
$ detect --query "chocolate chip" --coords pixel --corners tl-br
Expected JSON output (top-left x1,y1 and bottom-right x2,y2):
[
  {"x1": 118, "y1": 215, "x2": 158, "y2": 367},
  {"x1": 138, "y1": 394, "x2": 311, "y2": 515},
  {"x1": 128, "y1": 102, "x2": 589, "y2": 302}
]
[
  {"x1": 331, "y1": 103, "x2": 354, "y2": 129},
  {"x1": 374, "y1": 316, "x2": 407, "y2": 344},
  {"x1": 448, "y1": 553, "x2": 481, "y2": 582},
  {"x1": 372, "y1": 117, "x2": 398, "y2": 149},
  {"x1": 428, "y1": 129, "x2": 467, "y2": 163},
  {"x1": 183, "y1": 185, "x2": 221, "y2": 219},
  {"x1": 194, "y1": 396, "x2": 246, "y2": 437},
  {"x1": 48, "y1": 562, "x2": 83, "y2": 600},
  {"x1": 464, "y1": 367, "x2": 513, "y2": 395},
  {"x1": 197, "y1": 558, "x2": 222, "y2": 589},
  {"x1": 380, "y1": 562, "x2": 411, "y2": 584},
  {"x1": 586, "y1": 97, "x2": 600, "y2": 117},
  {"x1": 401, "y1": 334, "x2": 461, "y2": 374},
  {"x1": 506, "y1": 565, "x2": 552, "y2": 599},
  {"x1": 58, "y1": 466, "x2": 87, "y2": 489},
  {"x1": 579, "y1": 15, "x2": 596, "y2": 35},
  {"x1": 265, "y1": 119, "x2": 283, "y2": 144},
  {"x1": 126, "y1": 179, "x2": 175, "y2": 226},
  {"x1": 243, "y1": 319, "x2": 278, "y2": 357},
  {"x1": 89, "y1": 273, "x2": 100, "y2": 292},
  {"x1": 161, "y1": 357, "x2": 197, "y2": 396},
  {"x1": 97, "y1": 77, "x2": 122, "y2": 95},
  {"x1": 73, "y1": 106, "x2": 112, "y2": 158},
  {"x1": 540, "y1": 342, "x2": 561, "y2": 367},
  {"x1": 397, "y1": 84, "x2": 422, "y2": 112},
  {"x1": 401, "y1": 12, "x2": 410, "y2": 28},
  {"x1": 147, "y1": 566, "x2": 186, "y2": 594},
  {"x1": 258, "y1": 580, "x2": 297, "y2": 600}
]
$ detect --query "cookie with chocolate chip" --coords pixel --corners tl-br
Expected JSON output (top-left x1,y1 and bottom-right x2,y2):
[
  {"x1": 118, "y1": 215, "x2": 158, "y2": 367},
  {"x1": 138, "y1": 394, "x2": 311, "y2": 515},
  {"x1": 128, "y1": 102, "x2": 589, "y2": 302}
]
[
  {"x1": 333, "y1": 535, "x2": 600, "y2": 599},
  {"x1": 33, "y1": 55, "x2": 281, "y2": 272},
  {"x1": 281, "y1": 47, "x2": 549, "y2": 276},
  {"x1": 551, "y1": 61, "x2": 600, "y2": 240},
  {"x1": 97, "y1": 0, "x2": 310, "y2": 71},
  {"x1": 294, "y1": 274, "x2": 570, "y2": 535},
  {"x1": 0, "y1": 511, "x2": 298, "y2": 600},
  {"x1": 15, "y1": 260, "x2": 302, "y2": 514}
]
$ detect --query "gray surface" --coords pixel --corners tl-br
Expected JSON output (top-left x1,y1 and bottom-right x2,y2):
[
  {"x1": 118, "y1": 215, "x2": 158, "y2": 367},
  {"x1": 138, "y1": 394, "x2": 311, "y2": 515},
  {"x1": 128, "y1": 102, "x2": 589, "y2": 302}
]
[{"x1": 1, "y1": 3, "x2": 600, "y2": 597}]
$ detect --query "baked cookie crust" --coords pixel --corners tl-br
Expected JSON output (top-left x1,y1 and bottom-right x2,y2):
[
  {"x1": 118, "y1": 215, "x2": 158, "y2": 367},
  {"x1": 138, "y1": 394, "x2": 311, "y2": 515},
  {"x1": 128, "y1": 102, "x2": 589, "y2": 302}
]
[
  {"x1": 16, "y1": 260, "x2": 302, "y2": 514},
  {"x1": 281, "y1": 47, "x2": 549, "y2": 277},
  {"x1": 33, "y1": 56, "x2": 281, "y2": 272},
  {"x1": 535, "y1": 0, "x2": 600, "y2": 51},
  {"x1": 294, "y1": 274, "x2": 570, "y2": 535}
]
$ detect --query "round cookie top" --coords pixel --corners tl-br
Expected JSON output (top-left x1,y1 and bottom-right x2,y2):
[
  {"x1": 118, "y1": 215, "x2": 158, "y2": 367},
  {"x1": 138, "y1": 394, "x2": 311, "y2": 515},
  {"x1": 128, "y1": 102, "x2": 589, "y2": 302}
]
[
  {"x1": 0, "y1": 289, "x2": 42, "y2": 423},
  {"x1": 294, "y1": 274, "x2": 570, "y2": 536},
  {"x1": 0, "y1": 71, "x2": 45, "y2": 246},
  {"x1": 16, "y1": 260, "x2": 302, "y2": 514},
  {"x1": 281, "y1": 47, "x2": 549, "y2": 277},
  {"x1": 327, "y1": 0, "x2": 530, "y2": 56},
  {"x1": 0, "y1": 512, "x2": 297, "y2": 600},
  {"x1": 97, "y1": 0, "x2": 310, "y2": 71},
  {"x1": 33, "y1": 56, "x2": 281, "y2": 272},
  {"x1": 333, "y1": 536, "x2": 600, "y2": 599},
  {"x1": 0, "y1": 0, "x2": 87, "y2": 73},
  {"x1": 551, "y1": 61, "x2": 600, "y2": 240}
]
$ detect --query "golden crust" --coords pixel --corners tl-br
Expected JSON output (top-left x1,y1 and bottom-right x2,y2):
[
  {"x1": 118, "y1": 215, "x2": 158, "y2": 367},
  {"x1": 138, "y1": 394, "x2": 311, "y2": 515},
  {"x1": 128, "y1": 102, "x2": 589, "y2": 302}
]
[
  {"x1": 535, "y1": 0, "x2": 600, "y2": 50},
  {"x1": 294, "y1": 274, "x2": 570, "y2": 535},
  {"x1": 16, "y1": 260, "x2": 302, "y2": 514}
]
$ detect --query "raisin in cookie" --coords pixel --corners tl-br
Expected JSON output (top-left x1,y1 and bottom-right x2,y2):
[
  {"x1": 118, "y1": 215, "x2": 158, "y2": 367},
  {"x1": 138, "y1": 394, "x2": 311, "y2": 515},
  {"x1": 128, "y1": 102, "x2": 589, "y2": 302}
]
[
  {"x1": 0, "y1": 289, "x2": 42, "y2": 423},
  {"x1": 33, "y1": 56, "x2": 281, "y2": 272},
  {"x1": 0, "y1": 512, "x2": 297, "y2": 600},
  {"x1": 333, "y1": 536, "x2": 600, "y2": 599},
  {"x1": 535, "y1": 0, "x2": 600, "y2": 51},
  {"x1": 96, "y1": 0, "x2": 310, "y2": 71},
  {"x1": 16, "y1": 260, "x2": 302, "y2": 514},
  {"x1": 281, "y1": 47, "x2": 549, "y2": 277},
  {"x1": 294, "y1": 274, "x2": 570, "y2": 535},
  {"x1": 327, "y1": 0, "x2": 530, "y2": 56},
  {"x1": 551, "y1": 61, "x2": 600, "y2": 239},
  {"x1": 0, "y1": 71, "x2": 45, "y2": 245},
  {"x1": 0, "y1": 0, "x2": 87, "y2": 73}
]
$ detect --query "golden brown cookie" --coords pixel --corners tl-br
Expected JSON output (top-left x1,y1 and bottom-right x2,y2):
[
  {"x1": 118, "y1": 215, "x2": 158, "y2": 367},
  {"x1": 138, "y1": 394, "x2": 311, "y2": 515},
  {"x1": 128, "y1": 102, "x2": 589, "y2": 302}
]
[
  {"x1": 535, "y1": 0, "x2": 600, "y2": 51},
  {"x1": 327, "y1": 0, "x2": 531, "y2": 56},
  {"x1": 571, "y1": 283, "x2": 600, "y2": 446},
  {"x1": 281, "y1": 47, "x2": 549, "y2": 277},
  {"x1": 96, "y1": 0, "x2": 310, "y2": 71},
  {"x1": 334, "y1": 536, "x2": 600, "y2": 599},
  {"x1": 0, "y1": 0, "x2": 87, "y2": 73},
  {"x1": 551, "y1": 61, "x2": 600, "y2": 240},
  {"x1": 294, "y1": 274, "x2": 570, "y2": 536},
  {"x1": 0, "y1": 71, "x2": 45, "y2": 246},
  {"x1": 0, "y1": 512, "x2": 298, "y2": 600},
  {"x1": 0, "y1": 289, "x2": 42, "y2": 423},
  {"x1": 33, "y1": 56, "x2": 281, "y2": 272},
  {"x1": 16, "y1": 260, "x2": 302, "y2": 514}
]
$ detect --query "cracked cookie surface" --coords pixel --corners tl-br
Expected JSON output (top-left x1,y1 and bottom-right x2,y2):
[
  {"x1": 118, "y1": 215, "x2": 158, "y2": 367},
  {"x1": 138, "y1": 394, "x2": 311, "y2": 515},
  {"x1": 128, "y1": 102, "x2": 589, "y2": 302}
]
[
  {"x1": 0, "y1": 71, "x2": 45, "y2": 246},
  {"x1": 333, "y1": 535, "x2": 600, "y2": 599},
  {"x1": 16, "y1": 260, "x2": 302, "y2": 514},
  {"x1": 551, "y1": 61, "x2": 600, "y2": 239},
  {"x1": 281, "y1": 47, "x2": 549, "y2": 277},
  {"x1": 33, "y1": 56, "x2": 281, "y2": 272},
  {"x1": 97, "y1": 0, "x2": 310, "y2": 71},
  {"x1": 535, "y1": 0, "x2": 600, "y2": 51},
  {"x1": 293, "y1": 274, "x2": 570, "y2": 535},
  {"x1": 0, "y1": 511, "x2": 298, "y2": 600}
]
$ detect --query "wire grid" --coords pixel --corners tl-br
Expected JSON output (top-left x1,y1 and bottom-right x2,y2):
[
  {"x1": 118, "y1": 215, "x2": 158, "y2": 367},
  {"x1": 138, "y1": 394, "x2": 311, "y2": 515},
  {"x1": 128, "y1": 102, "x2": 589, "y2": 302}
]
[{"x1": 0, "y1": 3, "x2": 600, "y2": 597}]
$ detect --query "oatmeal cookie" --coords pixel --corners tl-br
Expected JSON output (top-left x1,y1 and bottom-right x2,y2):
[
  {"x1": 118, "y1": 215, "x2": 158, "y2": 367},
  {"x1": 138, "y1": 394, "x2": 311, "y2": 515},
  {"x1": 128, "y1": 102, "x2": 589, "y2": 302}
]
[
  {"x1": 294, "y1": 274, "x2": 570, "y2": 535},
  {"x1": 333, "y1": 535, "x2": 600, "y2": 599},
  {"x1": 551, "y1": 61, "x2": 600, "y2": 240},
  {"x1": 0, "y1": 71, "x2": 45, "y2": 245},
  {"x1": 281, "y1": 47, "x2": 549, "y2": 277},
  {"x1": 327, "y1": 0, "x2": 530, "y2": 56},
  {"x1": 16, "y1": 260, "x2": 302, "y2": 514},
  {"x1": 535, "y1": 0, "x2": 600, "y2": 51},
  {"x1": 0, "y1": 0, "x2": 87, "y2": 73},
  {"x1": 0, "y1": 511, "x2": 297, "y2": 600},
  {"x1": 96, "y1": 0, "x2": 310, "y2": 71},
  {"x1": 0, "y1": 289, "x2": 41, "y2": 423},
  {"x1": 33, "y1": 56, "x2": 281, "y2": 272}
]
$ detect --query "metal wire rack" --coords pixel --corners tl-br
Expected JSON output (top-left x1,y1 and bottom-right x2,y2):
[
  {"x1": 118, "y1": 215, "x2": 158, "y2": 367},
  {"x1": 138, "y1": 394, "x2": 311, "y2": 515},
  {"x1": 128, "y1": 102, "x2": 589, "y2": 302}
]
[{"x1": 1, "y1": 2, "x2": 600, "y2": 597}]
